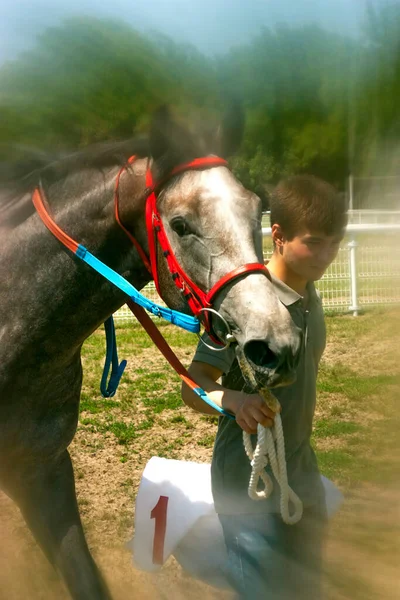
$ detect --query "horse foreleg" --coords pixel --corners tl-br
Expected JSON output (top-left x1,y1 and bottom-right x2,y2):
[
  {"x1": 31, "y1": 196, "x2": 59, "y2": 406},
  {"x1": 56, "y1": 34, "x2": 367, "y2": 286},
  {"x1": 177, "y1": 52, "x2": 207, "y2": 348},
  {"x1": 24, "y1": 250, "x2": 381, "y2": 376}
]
[{"x1": 9, "y1": 450, "x2": 112, "y2": 600}]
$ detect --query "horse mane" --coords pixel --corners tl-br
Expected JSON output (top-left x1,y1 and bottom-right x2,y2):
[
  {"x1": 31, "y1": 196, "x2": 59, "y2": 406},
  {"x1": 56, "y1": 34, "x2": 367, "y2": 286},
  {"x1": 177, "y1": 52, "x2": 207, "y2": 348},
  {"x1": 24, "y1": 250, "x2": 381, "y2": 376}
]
[
  {"x1": 0, "y1": 100, "x2": 238, "y2": 200},
  {"x1": 0, "y1": 136, "x2": 149, "y2": 229},
  {"x1": 0, "y1": 136, "x2": 151, "y2": 197},
  {"x1": 0, "y1": 103, "x2": 243, "y2": 226}
]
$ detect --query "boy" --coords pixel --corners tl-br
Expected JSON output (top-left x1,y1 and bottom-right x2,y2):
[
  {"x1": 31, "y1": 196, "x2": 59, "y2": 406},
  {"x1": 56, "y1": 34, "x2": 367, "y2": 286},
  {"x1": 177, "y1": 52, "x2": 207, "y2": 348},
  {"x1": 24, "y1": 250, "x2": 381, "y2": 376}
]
[{"x1": 181, "y1": 175, "x2": 348, "y2": 599}]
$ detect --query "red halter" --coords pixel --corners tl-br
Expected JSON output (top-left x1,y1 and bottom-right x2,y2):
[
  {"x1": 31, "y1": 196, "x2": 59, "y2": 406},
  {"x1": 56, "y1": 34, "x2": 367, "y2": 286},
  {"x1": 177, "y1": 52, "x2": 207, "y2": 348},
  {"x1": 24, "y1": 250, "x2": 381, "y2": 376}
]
[{"x1": 116, "y1": 156, "x2": 269, "y2": 342}]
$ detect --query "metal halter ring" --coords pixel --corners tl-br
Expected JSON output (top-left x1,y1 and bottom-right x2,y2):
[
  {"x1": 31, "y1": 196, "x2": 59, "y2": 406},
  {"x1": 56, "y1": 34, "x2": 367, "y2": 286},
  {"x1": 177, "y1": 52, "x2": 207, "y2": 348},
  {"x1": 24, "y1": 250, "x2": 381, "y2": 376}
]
[{"x1": 197, "y1": 307, "x2": 236, "y2": 352}]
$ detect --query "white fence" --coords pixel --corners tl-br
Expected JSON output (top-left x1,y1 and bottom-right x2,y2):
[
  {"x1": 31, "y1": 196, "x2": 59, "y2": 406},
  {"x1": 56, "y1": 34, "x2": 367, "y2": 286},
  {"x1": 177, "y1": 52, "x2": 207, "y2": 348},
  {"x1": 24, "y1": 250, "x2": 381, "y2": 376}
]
[
  {"x1": 346, "y1": 210, "x2": 400, "y2": 225},
  {"x1": 114, "y1": 223, "x2": 400, "y2": 321},
  {"x1": 298, "y1": 224, "x2": 400, "y2": 315},
  {"x1": 261, "y1": 210, "x2": 400, "y2": 228}
]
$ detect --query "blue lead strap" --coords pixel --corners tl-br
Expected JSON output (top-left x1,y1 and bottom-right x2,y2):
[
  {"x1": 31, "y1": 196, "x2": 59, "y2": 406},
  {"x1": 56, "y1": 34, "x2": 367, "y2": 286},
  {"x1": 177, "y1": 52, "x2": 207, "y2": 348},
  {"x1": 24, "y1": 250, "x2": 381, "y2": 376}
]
[
  {"x1": 75, "y1": 244, "x2": 230, "y2": 415},
  {"x1": 191, "y1": 387, "x2": 235, "y2": 419},
  {"x1": 100, "y1": 316, "x2": 127, "y2": 398},
  {"x1": 75, "y1": 243, "x2": 198, "y2": 399},
  {"x1": 76, "y1": 245, "x2": 200, "y2": 334}
]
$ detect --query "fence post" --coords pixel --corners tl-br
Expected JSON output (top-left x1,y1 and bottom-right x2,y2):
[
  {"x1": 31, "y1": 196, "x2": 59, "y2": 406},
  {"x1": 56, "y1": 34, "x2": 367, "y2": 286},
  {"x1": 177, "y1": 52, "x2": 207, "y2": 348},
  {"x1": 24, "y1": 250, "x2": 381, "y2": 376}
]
[{"x1": 348, "y1": 236, "x2": 360, "y2": 316}]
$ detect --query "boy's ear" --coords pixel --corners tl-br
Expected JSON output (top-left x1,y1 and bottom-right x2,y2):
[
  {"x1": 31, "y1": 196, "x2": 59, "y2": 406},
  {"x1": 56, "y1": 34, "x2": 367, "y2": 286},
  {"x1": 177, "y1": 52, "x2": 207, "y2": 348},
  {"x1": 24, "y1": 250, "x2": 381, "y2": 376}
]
[{"x1": 271, "y1": 224, "x2": 284, "y2": 248}]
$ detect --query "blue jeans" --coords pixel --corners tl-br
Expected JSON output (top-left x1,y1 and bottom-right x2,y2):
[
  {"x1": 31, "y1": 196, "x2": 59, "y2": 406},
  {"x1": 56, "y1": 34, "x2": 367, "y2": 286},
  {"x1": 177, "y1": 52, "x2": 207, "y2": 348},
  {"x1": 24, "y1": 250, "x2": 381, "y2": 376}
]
[{"x1": 219, "y1": 506, "x2": 327, "y2": 599}]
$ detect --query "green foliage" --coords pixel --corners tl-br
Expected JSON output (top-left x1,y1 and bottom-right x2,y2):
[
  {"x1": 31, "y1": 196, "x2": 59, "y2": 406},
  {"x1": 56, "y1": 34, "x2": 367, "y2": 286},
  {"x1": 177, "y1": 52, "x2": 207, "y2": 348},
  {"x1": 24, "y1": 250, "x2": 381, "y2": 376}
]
[{"x1": 1, "y1": 4, "x2": 399, "y2": 197}]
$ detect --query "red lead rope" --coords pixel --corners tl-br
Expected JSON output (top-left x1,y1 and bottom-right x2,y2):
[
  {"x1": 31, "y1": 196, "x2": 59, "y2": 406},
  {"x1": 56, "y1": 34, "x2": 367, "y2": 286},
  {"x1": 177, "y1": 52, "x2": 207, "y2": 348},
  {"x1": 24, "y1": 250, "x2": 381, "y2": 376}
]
[{"x1": 126, "y1": 298, "x2": 235, "y2": 418}]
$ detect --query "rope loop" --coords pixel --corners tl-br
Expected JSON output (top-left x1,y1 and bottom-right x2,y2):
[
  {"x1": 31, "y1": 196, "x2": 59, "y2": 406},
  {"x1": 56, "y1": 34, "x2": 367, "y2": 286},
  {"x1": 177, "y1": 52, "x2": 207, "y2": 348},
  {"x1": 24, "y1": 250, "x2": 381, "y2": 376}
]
[{"x1": 243, "y1": 414, "x2": 303, "y2": 524}]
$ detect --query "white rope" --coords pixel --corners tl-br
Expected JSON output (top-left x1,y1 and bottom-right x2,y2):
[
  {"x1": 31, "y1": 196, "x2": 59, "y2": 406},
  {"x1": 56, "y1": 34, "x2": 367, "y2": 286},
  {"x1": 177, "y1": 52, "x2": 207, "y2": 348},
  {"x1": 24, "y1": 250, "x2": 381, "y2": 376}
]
[
  {"x1": 235, "y1": 347, "x2": 303, "y2": 525},
  {"x1": 243, "y1": 414, "x2": 303, "y2": 525}
]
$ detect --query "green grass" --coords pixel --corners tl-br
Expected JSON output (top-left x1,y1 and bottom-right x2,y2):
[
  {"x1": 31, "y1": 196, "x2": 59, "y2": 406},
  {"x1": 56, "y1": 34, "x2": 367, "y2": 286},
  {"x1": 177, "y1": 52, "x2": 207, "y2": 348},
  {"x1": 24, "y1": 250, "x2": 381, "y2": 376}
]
[
  {"x1": 197, "y1": 434, "x2": 215, "y2": 448},
  {"x1": 80, "y1": 394, "x2": 118, "y2": 414},
  {"x1": 310, "y1": 310, "x2": 400, "y2": 486},
  {"x1": 79, "y1": 310, "x2": 399, "y2": 486},
  {"x1": 313, "y1": 419, "x2": 362, "y2": 438},
  {"x1": 316, "y1": 449, "x2": 355, "y2": 479},
  {"x1": 318, "y1": 365, "x2": 399, "y2": 403}
]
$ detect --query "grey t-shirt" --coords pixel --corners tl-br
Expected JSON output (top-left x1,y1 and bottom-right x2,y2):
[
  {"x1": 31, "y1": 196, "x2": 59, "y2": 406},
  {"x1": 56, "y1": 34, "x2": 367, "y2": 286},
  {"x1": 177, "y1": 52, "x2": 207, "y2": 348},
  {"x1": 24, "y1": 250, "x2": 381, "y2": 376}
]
[{"x1": 193, "y1": 272, "x2": 327, "y2": 515}]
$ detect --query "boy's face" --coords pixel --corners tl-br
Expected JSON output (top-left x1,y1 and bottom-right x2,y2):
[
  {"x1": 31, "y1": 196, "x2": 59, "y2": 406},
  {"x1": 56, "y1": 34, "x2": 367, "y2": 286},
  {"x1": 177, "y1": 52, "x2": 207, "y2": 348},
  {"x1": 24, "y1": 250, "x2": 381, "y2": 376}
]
[{"x1": 280, "y1": 229, "x2": 344, "y2": 282}]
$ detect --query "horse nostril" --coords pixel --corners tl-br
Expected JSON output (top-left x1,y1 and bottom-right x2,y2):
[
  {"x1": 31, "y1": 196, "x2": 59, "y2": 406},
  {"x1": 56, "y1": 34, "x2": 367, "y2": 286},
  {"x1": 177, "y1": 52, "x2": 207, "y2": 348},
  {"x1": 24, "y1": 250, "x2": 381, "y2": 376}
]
[{"x1": 243, "y1": 340, "x2": 279, "y2": 370}]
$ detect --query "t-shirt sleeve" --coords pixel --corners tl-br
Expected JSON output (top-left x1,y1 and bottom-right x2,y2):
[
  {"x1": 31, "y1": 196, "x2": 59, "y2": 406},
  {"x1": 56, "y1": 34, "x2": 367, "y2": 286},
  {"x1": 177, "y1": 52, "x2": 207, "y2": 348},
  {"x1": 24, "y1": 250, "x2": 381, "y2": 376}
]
[{"x1": 192, "y1": 332, "x2": 236, "y2": 375}]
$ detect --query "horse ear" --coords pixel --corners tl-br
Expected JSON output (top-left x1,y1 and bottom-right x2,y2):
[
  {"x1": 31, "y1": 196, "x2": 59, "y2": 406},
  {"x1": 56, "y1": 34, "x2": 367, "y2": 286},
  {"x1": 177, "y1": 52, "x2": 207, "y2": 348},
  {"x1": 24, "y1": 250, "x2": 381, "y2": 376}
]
[
  {"x1": 216, "y1": 98, "x2": 245, "y2": 158},
  {"x1": 149, "y1": 105, "x2": 194, "y2": 177},
  {"x1": 149, "y1": 105, "x2": 174, "y2": 162}
]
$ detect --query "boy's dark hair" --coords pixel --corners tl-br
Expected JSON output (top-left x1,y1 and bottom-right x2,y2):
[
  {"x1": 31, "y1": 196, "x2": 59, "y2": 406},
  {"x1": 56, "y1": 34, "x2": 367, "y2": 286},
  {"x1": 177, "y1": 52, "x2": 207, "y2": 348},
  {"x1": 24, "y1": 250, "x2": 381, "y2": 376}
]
[{"x1": 269, "y1": 175, "x2": 348, "y2": 239}]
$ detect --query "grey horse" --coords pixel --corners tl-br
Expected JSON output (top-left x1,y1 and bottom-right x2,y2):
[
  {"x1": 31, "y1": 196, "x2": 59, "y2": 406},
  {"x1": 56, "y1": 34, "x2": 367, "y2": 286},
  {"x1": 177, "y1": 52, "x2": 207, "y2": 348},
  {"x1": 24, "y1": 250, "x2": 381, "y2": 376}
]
[{"x1": 0, "y1": 105, "x2": 301, "y2": 599}]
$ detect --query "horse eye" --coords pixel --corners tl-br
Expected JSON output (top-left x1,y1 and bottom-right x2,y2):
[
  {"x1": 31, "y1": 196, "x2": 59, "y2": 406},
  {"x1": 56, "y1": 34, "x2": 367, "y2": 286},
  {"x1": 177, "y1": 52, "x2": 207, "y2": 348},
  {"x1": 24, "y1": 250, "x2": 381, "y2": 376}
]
[{"x1": 170, "y1": 217, "x2": 191, "y2": 237}]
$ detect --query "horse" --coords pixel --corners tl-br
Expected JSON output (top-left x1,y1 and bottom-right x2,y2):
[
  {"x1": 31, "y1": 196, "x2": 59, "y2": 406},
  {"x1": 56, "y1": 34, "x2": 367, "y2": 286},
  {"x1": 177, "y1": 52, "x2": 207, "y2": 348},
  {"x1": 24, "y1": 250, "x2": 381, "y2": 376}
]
[{"x1": 0, "y1": 104, "x2": 301, "y2": 599}]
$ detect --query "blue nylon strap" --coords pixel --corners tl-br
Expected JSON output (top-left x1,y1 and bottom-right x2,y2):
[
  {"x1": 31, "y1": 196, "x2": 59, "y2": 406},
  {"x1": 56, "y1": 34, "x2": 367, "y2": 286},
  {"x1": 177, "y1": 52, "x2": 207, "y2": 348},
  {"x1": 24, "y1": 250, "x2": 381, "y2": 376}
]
[
  {"x1": 100, "y1": 317, "x2": 127, "y2": 397},
  {"x1": 192, "y1": 387, "x2": 235, "y2": 420},
  {"x1": 76, "y1": 245, "x2": 200, "y2": 333},
  {"x1": 76, "y1": 245, "x2": 228, "y2": 416}
]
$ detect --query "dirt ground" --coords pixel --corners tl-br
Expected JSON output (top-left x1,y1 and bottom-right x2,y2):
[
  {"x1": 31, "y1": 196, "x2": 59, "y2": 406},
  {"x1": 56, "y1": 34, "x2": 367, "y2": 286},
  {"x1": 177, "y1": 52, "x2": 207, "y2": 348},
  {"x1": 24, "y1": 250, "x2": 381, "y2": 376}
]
[
  {"x1": 0, "y1": 416, "x2": 229, "y2": 600},
  {"x1": 1, "y1": 483, "x2": 399, "y2": 600},
  {"x1": 1, "y1": 309, "x2": 399, "y2": 599},
  {"x1": 0, "y1": 489, "x2": 230, "y2": 600}
]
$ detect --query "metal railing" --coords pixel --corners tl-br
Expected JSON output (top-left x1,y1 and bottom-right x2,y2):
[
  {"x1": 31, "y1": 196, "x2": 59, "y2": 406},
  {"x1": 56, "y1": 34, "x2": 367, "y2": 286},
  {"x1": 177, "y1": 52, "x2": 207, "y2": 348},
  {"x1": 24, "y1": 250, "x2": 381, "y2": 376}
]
[{"x1": 114, "y1": 223, "x2": 400, "y2": 321}]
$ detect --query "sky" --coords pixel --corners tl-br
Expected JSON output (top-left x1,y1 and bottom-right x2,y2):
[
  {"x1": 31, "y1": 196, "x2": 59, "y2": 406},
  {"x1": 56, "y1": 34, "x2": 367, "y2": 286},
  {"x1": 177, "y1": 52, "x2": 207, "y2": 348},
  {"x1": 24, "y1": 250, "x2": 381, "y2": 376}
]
[{"x1": 0, "y1": 0, "x2": 396, "y2": 63}]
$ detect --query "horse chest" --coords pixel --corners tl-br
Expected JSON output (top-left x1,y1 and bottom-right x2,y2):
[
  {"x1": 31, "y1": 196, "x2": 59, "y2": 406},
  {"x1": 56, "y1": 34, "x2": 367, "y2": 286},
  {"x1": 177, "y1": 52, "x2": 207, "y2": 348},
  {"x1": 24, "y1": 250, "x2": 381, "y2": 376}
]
[{"x1": 0, "y1": 356, "x2": 83, "y2": 464}]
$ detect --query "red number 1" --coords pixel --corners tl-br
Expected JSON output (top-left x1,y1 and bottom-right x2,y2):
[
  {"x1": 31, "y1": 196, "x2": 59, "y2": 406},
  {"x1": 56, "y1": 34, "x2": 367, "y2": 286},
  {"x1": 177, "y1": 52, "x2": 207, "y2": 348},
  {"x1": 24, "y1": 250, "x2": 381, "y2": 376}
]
[{"x1": 151, "y1": 495, "x2": 169, "y2": 565}]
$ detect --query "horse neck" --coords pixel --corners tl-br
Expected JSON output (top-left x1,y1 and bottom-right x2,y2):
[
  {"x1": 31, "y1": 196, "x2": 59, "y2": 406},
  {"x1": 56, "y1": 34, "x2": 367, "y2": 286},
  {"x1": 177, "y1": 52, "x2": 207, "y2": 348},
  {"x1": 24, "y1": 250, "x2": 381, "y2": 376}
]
[{"x1": 1, "y1": 161, "x2": 151, "y2": 361}]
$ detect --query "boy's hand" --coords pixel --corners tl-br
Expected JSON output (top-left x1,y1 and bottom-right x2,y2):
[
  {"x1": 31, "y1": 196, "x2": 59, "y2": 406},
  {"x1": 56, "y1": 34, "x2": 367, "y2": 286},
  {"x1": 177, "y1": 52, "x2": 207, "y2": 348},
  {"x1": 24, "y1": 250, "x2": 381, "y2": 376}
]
[{"x1": 226, "y1": 393, "x2": 278, "y2": 434}]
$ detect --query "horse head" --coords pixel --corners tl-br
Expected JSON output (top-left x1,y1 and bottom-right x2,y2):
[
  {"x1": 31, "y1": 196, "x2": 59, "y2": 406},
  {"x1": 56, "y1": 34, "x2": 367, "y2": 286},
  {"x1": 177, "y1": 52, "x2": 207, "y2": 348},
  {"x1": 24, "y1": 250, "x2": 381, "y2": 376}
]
[{"x1": 119, "y1": 104, "x2": 301, "y2": 388}]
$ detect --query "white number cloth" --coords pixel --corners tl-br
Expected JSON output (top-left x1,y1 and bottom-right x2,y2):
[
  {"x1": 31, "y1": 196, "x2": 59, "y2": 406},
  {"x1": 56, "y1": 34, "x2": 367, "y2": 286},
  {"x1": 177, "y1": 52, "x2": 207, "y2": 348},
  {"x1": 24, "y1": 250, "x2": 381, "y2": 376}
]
[{"x1": 130, "y1": 456, "x2": 343, "y2": 587}]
